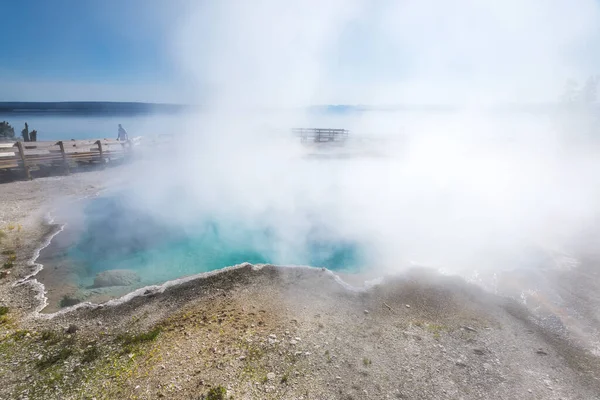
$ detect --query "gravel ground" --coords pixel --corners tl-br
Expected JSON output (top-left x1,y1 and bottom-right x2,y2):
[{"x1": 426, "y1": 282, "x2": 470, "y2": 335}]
[{"x1": 0, "y1": 170, "x2": 599, "y2": 399}]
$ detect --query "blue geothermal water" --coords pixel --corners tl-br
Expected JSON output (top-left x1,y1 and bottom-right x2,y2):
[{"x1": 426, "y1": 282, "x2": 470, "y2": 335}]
[{"x1": 63, "y1": 195, "x2": 366, "y2": 289}]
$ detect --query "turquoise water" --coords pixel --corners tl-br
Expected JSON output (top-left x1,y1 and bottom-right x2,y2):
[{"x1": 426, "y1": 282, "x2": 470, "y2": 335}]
[{"x1": 66, "y1": 195, "x2": 367, "y2": 288}]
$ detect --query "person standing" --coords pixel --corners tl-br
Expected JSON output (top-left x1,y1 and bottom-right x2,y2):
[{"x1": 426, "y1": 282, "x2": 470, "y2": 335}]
[
  {"x1": 21, "y1": 122, "x2": 30, "y2": 142},
  {"x1": 117, "y1": 124, "x2": 129, "y2": 141}
]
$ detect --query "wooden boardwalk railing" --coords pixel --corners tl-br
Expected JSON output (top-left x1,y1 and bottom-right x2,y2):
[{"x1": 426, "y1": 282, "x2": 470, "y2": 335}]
[
  {"x1": 292, "y1": 128, "x2": 349, "y2": 143},
  {"x1": 0, "y1": 139, "x2": 132, "y2": 180}
]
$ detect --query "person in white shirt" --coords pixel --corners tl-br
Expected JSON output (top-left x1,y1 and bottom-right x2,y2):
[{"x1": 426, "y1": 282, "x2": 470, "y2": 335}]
[{"x1": 117, "y1": 124, "x2": 129, "y2": 141}]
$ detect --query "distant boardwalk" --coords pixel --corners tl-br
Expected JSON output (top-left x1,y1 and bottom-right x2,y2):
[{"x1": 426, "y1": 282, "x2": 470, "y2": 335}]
[{"x1": 292, "y1": 128, "x2": 349, "y2": 143}]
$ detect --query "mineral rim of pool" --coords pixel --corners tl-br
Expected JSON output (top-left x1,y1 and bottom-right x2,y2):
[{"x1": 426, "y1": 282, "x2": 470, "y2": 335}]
[{"x1": 36, "y1": 194, "x2": 372, "y2": 311}]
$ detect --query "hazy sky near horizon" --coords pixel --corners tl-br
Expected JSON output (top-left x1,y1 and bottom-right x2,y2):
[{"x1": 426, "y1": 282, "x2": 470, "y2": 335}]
[{"x1": 1, "y1": 0, "x2": 599, "y2": 104}]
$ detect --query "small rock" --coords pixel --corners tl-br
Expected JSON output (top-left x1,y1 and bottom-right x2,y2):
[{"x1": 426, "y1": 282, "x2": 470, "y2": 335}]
[
  {"x1": 267, "y1": 372, "x2": 276, "y2": 381},
  {"x1": 336, "y1": 376, "x2": 342, "y2": 380},
  {"x1": 239, "y1": 355, "x2": 246, "y2": 360},
  {"x1": 405, "y1": 304, "x2": 411, "y2": 308},
  {"x1": 92, "y1": 269, "x2": 141, "y2": 288},
  {"x1": 135, "y1": 385, "x2": 140, "y2": 390},
  {"x1": 473, "y1": 348, "x2": 485, "y2": 355},
  {"x1": 289, "y1": 340, "x2": 297, "y2": 345},
  {"x1": 463, "y1": 326, "x2": 477, "y2": 332},
  {"x1": 364, "y1": 310, "x2": 369, "y2": 314},
  {"x1": 268, "y1": 334, "x2": 277, "y2": 339},
  {"x1": 527, "y1": 389, "x2": 532, "y2": 393},
  {"x1": 536, "y1": 349, "x2": 548, "y2": 356},
  {"x1": 66, "y1": 325, "x2": 78, "y2": 334},
  {"x1": 96, "y1": 321, "x2": 102, "y2": 326}
]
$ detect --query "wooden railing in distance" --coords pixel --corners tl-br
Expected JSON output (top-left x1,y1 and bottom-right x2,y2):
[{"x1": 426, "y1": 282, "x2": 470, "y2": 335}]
[{"x1": 292, "y1": 128, "x2": 349, "y2": 143}]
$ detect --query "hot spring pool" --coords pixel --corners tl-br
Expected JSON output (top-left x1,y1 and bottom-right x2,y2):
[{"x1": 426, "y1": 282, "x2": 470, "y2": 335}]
[{"x1": 37, "y1": 194, "x2": 370, "y2": 311}]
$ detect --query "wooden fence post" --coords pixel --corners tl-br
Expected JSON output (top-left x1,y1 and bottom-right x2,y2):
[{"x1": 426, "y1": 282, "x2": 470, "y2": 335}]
[
  {"x1": 127, "y1": 139, "x2": 134, "y2": 156},
  {"x1": 96, "y1": 140, "x2": 106, "y2": 168},
  {"x1": 15, "y1": 141, "x2": 31, "y2": 180},
  {"x1": 57, "y1": 141, "x2": 70, "y2": 175}
]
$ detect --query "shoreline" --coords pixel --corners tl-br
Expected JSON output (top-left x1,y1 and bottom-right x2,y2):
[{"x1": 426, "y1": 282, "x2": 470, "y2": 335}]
[{"x1": 14, "y1": 215, "x2": 64, "y2": 316}]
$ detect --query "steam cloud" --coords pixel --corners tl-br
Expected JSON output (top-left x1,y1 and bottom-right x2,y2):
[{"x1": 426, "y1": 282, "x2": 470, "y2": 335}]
[{"x1": 117, "y1": 0, "x2": 600, "y2": 279}]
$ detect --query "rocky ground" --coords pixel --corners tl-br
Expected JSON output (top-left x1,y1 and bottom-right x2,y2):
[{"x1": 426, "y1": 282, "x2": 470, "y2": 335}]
[{"x1": 0, "y1": 170, "x2": 600, "y2": 399}]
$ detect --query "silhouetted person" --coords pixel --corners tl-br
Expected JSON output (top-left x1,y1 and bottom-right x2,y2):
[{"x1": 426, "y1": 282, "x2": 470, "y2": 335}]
[
  {"x1": 21, "y1": 122, "x2": 30, "y2": 142},
  {"x1": 117, "y1": 124, "x2": 129, "y2": 141},
  {"x1": 30, "y1": 130, "x2": 37, "y2": 142}
]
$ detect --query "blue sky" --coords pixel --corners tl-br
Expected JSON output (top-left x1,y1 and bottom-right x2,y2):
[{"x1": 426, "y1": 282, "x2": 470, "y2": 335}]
[
  {"x1": 1, "y1": 0, "x2": 599, "y2": 105},
  {"x1": 0, "y1": 0, "x2": 191, "y2": 102}
]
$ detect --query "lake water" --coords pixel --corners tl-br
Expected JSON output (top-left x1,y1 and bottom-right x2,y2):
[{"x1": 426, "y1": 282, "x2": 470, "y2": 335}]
[{"x1": 0, "y1": 114, "x2": 184, "y2": 141}]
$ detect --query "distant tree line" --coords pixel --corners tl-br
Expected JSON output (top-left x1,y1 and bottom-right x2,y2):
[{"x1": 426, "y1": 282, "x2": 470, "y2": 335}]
[
  {"x1": 0, "y1": 121, "x2": 38, "y2": 142},
  {"x1": 0, "y1": 121, "x2": 15, "y2": 140}
]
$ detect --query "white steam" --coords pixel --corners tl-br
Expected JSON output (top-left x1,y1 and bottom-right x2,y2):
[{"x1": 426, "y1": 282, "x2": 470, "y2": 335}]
[{"x1": 121, "y1": 0, "x2": 600, "y2": 277}]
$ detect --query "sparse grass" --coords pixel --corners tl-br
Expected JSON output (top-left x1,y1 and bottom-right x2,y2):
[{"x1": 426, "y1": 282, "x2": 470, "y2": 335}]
[
  {"x1": 2, "y1": 320, "x2": 153, "y2": 400},
  {"x1": 2, "y1": 261, "x2": 14, "y2": 269},
  {"x1": 1, "y1": 249, "x2": 15, "y2": 255},
  {"x1": 363, "y1": 357, "x2": 372, "y2": 366},
  {"x1": 36, "y1": 347, "x2": 73, "y2": 369},
  {"x1": 118, "y1": 326, "x2": 161, "y2": 346},
  {"x1": 426, "y1": 323, "x2": 449, "y2": 339},
  {"x1": 0, "y1": 306, "x2": 9, "y2": 326},
  {"x1": 11, "y1": 330, "x2": 29, "y2": 340},
  {"x1": 117, "y1": 326, "x2": 161, "y2": 354},
  {"x1": 205, "y1": 385, "x2": 227, "y2": 400},
  {"x1": 281, "y1": 372, "x2": 289, "y2": 384},
  {"x1": 325, "y1": 349, "x2": 332, "y2": 363},
  {"x1": 39, "y1": 330, "x2": 60, "y2": 344},
  {"x1": 82, "y1": 345, "x2": 101, "y2": 363}
]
